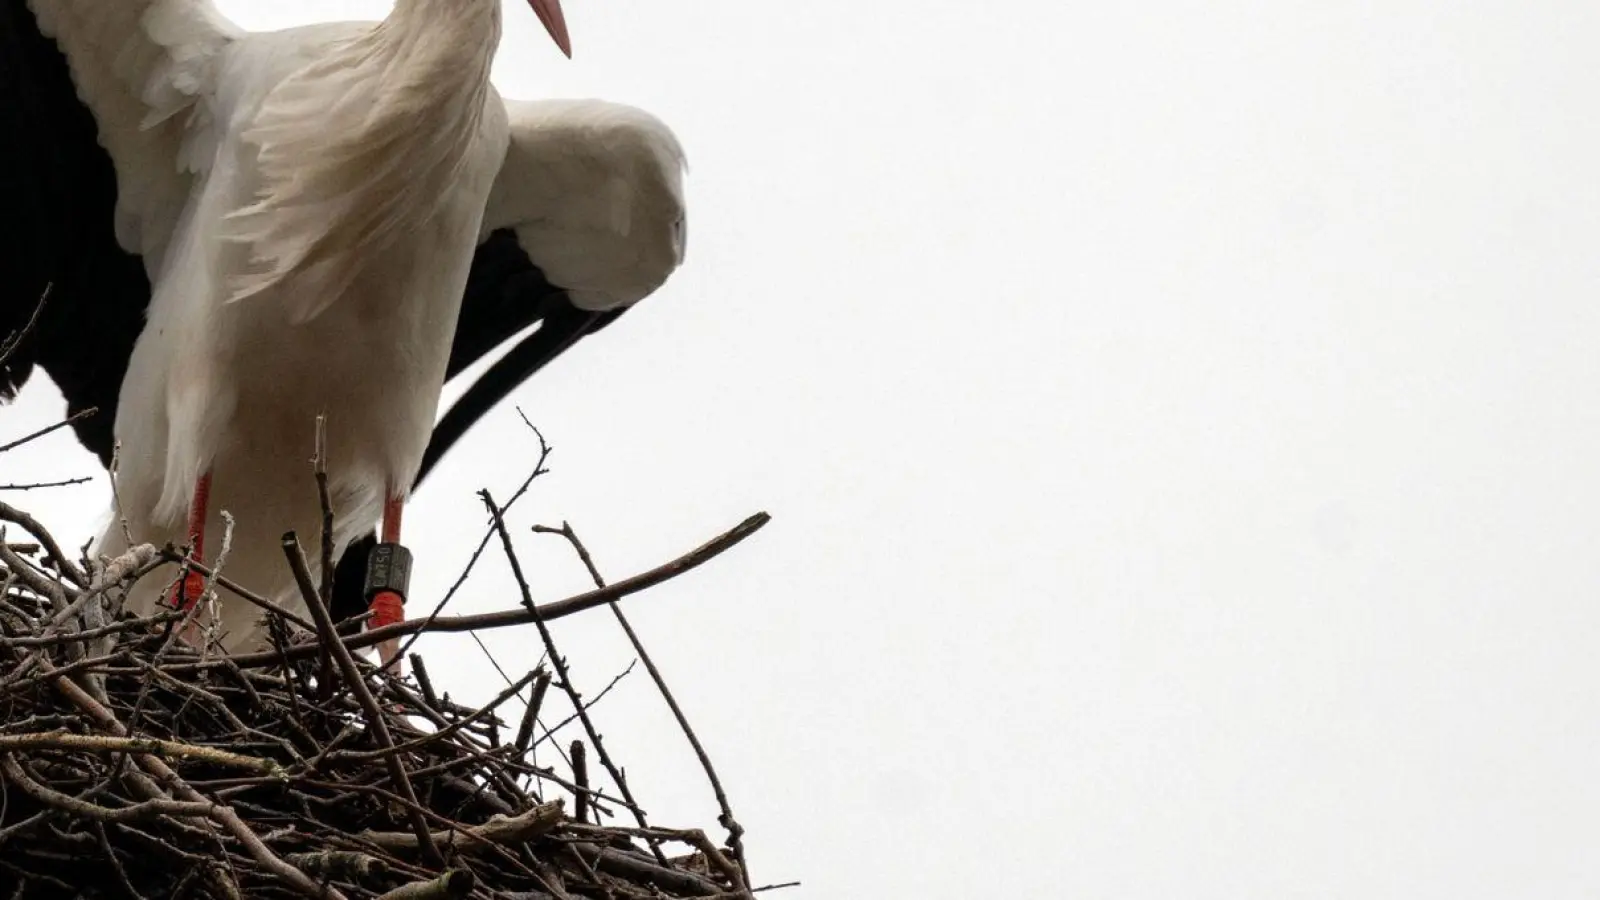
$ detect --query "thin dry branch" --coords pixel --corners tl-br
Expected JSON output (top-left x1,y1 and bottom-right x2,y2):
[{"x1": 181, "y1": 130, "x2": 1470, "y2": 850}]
[
  {"x1": 204, "y1": 512, "x2": 769, "y2": 672},
  {"x1": 329, "y1": 668, "x2": 540, "y2": 764},
  {"x1": 0, "y1": 408, "x2": 95, "y2": 459},
  {"x1": 283, "y1": 531, "x2": 443, "y2": 869},
  {"x1": 154, "y1": 548, "x2": 316, "y2": 632},
  {"x1": 0, "y1": 731, "x2": 283, "y2": 775},
  {"x1": 0, "y1": 476, "x2": 94, "y2": 491},
  {"x1": 0, "y1": 284, "x2": 49, "y2": 370},
  {"x1": 534, "y1": 521, "x2": 751, "y2": 884},
  {"x1": 313, "y1": 415, "x2": 337, "y2": 700},
  {"x1": 391, "y1": 425, "x2": 556, "y2": 666},
  {"x1": 482, "y1": 490, "x2": 662, "y2": 864},
  {"x1": 514, "y1": 670, "x2": 552, "y2": 756},
  {"x1": 0, "y1": 499, "x2": 87, "y2": 586},
  {"x1": 374, "y1": 869, "x2": 475, "y2": 900},
  {"x1": 360, "y1": 800, "x2": 563, "y2": 853}
]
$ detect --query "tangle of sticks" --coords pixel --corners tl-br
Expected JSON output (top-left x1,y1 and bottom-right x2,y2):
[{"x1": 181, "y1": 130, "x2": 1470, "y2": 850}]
[{"x1": 0, "y1": 488, "x2": 773, "y2": 899}]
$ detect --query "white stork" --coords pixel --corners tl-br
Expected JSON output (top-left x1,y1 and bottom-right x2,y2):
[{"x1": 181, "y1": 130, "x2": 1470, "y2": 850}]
[
  {"x1": 19, "y1": 0, "x2": 687, "y2": 662},
  {"x1": 2, "y1": 0, "x2": 687, "y2": 635}
]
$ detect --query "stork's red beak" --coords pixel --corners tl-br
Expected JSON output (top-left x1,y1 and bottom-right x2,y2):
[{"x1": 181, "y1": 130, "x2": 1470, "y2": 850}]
[{"x1": 528, "y1": 0, "x2": 573, "y2": 58}]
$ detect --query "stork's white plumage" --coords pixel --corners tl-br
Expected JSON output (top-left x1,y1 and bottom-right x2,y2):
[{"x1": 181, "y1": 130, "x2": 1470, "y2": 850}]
[
  {"x1": 486, "y1": 99, "x2": 688, "y2": 313},
  {"x1": 19, "y1": 0, "x2": 686, "y2": 659}
]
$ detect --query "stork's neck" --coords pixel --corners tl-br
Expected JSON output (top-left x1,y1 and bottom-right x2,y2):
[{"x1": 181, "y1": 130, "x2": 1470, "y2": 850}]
[
  {"x1": 219, "y1": 0, "x2": 509, "y2": 315},
  {"x1": 375, "y1": 0, "x2": 502, "y2": 113},
  {"x1": 387, "y1": 0, "x2": 502, "y2": 42}
]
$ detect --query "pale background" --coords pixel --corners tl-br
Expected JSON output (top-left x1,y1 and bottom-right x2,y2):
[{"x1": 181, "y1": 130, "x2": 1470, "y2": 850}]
[{"x1": 7, "y1": 1, "x2": 1600, "y2": 896}]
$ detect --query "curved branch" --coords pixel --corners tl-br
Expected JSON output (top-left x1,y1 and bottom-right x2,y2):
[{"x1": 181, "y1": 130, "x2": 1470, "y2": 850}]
[{"x1": 213, "y1": 512, "x2": 769, "y2": 671}]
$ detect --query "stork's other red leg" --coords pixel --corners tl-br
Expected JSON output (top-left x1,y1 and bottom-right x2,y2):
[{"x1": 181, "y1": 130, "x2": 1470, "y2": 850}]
[
  {"x1": 381, "y1": 496, "x2": 403, "y2": 544},
  {"x1": 169, "y1": 471, "x2": 213, "y2": 613},
  {"x1": 369, "y1": 495, "x2": 407, "y2": 670}
]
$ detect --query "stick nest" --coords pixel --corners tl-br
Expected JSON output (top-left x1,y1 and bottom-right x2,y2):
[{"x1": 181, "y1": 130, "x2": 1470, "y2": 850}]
[{"x1": 0, "y1": 497, "x2": 767, "y2": 900}]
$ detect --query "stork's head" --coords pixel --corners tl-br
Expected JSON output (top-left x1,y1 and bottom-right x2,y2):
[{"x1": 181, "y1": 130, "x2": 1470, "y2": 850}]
[{"x1": 528, "y1": 0, "x2": 574, "y2": 58}]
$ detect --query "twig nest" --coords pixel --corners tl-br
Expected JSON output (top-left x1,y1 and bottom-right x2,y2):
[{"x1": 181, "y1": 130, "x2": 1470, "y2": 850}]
[{"x1": 0, "y1": 509, "x2": 759, "y2": 898}]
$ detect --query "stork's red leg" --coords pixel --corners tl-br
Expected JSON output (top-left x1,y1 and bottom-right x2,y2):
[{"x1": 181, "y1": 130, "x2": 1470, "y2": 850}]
[
  {"x1": 381, "y1": 496, "x2": 403, "y2": 545},
  {"x1": 169, "y1": 471, "x2": 213, "y2": 613},
  {"x1": 367, "y1": 495, "x2": 408, "y2": 670}
]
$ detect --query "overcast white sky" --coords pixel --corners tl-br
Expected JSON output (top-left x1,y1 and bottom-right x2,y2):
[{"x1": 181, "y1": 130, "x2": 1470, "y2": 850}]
[{"x1": 9, "y1": 0, "x2": 1600, "y2": 896}]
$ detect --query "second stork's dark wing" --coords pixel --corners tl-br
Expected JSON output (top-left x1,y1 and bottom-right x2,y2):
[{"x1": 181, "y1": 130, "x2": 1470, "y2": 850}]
[{"x1": 0, "y1": 0, "x2": 147, "y2": 465}]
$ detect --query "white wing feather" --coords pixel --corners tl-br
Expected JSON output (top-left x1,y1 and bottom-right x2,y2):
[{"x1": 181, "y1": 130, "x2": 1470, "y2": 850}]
[
  {"x1": 26, "y1": 0, "x2": 238, "y2": 272},
  {"x1": 484, "y1": 99, "x2": 688, "y2": 311}
]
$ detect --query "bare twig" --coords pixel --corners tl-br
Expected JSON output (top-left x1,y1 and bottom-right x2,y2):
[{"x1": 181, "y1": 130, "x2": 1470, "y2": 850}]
[
  {"x1": 411, "y1": 654, "x2": 439, "y2": 708},
  {"x1": 0, "y1": 407, "x2": 95, "y2": 457},
  {"x1": 0, "y1": 283, "x2": 49, "y2": 370},
  {"x1": 564, "y1": 841, "x2": 617, "y2": 900},
  {"x1": 93, "y1": 821, "x2": 149, "y2": 900},
  {"x1": 359, "y1": 800, "x2": 563, "y2": 853},
  {"x1": 5, "y1": 610, "x2": 183, "y2": 649},
  {"x1": 514, "y1": 670, "x2": 552, "y2": 755},
  {"x1": 154, "y1": 549, "x2": 316, "y2": 633},
  {"x1": 573, "y1": 843, "x2": 725, "y2": 897},
  {"x1": 533, "y1": 660, "x2": 638, "y2": 750},
  {"x1": 328, "y1": 668, "x2": 539, "y2": 764},
  {"x1": 535, "y1": 521, "x2": 751, "y2": 883},
  {"x1": 312, "y1": 416, "x2": 337, "y2": 701},
  {"x1": 571, "y1": 740, "x2": 589, "y2": 824},
  {"x1": 0, "y1": 499, "x2": 87, "y2": 586},
  {"x1": 373, "y1": 869, "x2": 475, "y2": 900},
  {"x1": 193, "y1": 509, "x2": 237, "y2": 660},
  {"x1": 107, "y1": 440, "x2": 134, "y2": 548},
  {"x1": 0, "y1": 476, "x2": 94, "y2": 491},
  {"x1": 195, "y1": 512, "x2": 769, "y2": 672},
  {"x1": 283, "y1": 850, "x2": 389, "y2": 883},
  {"x1": 481, "y1": 490, "x2": 663, "y2": 864},
  {"x1": 569, "y1": 823, "x2": 750, "y2": 897},
  {"x1": 282, "y1": 531, "x2": 443, "y2": 869},
  {"x1": 391, "y1": 427, "x2": 556, "y2": 666},
  {"x1": 0, "y1": 731, "x2": 283, "y2": 775},
  {"x1": 123, "y1": 512, "x2": 237, "y2": 733},
  {"x1": 1, "y1": 754, "x2": 217, "y2": 822}
]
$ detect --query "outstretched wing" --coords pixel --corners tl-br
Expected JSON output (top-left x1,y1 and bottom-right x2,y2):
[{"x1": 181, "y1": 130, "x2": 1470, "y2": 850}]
[
  {"x1": 0, "y1": 0, "x2": 156, "y2": 461},
  {"x1": 418, "y1": 98, "x2": 689, "y2": 476},
  {"x1": 485, "y1": 98, "x2": 688, "y2": 312},
  {"x1": 27, "y1": 0, "x2": 238, "y2": 273}
]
